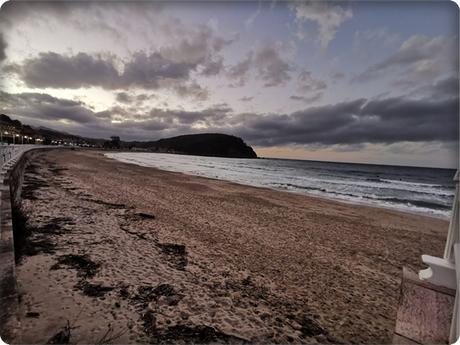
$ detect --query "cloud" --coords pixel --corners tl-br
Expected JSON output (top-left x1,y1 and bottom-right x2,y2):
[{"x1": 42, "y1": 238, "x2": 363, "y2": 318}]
[
  {"x1": 115, "y1": 92, "x2": 134, "y2": 104},
  {"x1": 290, "y1": 1, "x2": 352, "y2": 48},
  {"x1": 0, "y1": 91, "x2": 98, "y2": 124},
  {"x1": 330, "y1": 72, "x2": 345, "y2": 81},
  {"x1": 172, "y1": 81, "x2": 209, "y2": 101},
  {"x1": 149, "y1": 103, "x2": 232, "y2": 126},
  {"x1": 0, "y1": 1, "x2": 165, "y2": 43},
  {"x1": 354, "y1": 35, "x2": 457, "y2": 85},
  {"x1": 1, "y1": 76, "x2": 456, "y2": 146},
  {"x1": 407, "y1": 76, "x2": 459, "y2": 100},
  {"x1": 227, "y1": 52, "x2": 253, "y2": 87},
  {"x1": 0, "y1": 33, "x2": 6, "y2": 62},
  {"x1": 289, "y1": 92, "x2": 323, "y2": 104},
  {"x1": 254, "y1": 45, "x2": 292, "y2": 87},
  {"x1": 115, "y1": 92, "x2": 152, "y2": 105},
  {"x1": 121, "y1": 51, "x2": 194, "y2": 88},
  {"x1": 353, "y1": 28, "x2": 400, "y2": 52},
  {"x1": 227, "y1": 43, "x2": 293, "y2": 87},
  {"x1": 238, "y1": 93, "x2": 458, "y2": 146},
  {"x1": 159, "y1": 23, "x2": 234, "y2": 69},
  {"x1": 5, "y1": 14, "x2": 235, "y2": 98},
  {"x1": 0, "y1": 1, "x2": 76, "y2": 28},
  {"x1": 297, "y1": 70, "x2": 327, "y2": 93},
  {"x1": 10, "y1": 52, "x2": 120, "y2": 89},
  {"x1": 7, "y1": 51, "x2": 210, "y2": 100},
  {"x1": 239, "y1": 96, "x2": 254, "y2": 102},
  {"x1": 200, "y1": 56, "x2": 224, "y2": 76}
]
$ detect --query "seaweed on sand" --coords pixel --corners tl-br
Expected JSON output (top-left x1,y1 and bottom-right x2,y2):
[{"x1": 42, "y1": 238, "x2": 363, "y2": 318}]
[
  {"x1": 132, "y1": 283, "x2": 183, "y2": 308},
  {"x1": 151, "y1": 325, "x2": 249, "y2": 344},
  {"x1": 50, "y1": 254, "x2": 100, "y2": 278},
  {"x1": 158, "y1": 243, "x2": 188, "y2": 270},
  {"x1": 76, "y1": 281, "x2": 114, "y2": 297}
]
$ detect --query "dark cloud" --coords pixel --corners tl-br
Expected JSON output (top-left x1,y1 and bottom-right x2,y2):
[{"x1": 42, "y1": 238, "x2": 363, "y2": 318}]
[
  {"x1": 6, "y1": 16, "x2": 233, "y2": 98},
  {"x1": 227, "y1": 45, "x2": 293, "y2": 88},
  {"x1": 289, "y1": 93, "x2": 323, "y2": 104},
  {"x1": 10, "y1": 51, "x2": 194, "y2": 90},
  {"x1": 148, "y1": 103, "x2": 232, "y2": 126},
  {"x1": 0, "y1": 33, "x2": 6, "y2": 62},
  {"x1": 0, "y1": 91, "x2": 97, "y2": 124},
  {"x1": 1, "y1": 77, "x2": 457, "y2": 146},
  {"x1": 227, "y1": 52, "x2": 253, "y2": 87},
  {"x1": 237, "y1": 93, "x2": 458, "y2": 146},
  {"x1": 239, "y1": 96, "x2": 254, "y2": 102},
  {"x1": 0, "y1": 90, "x2": 229, "y2": 139},
  {"x1": 0, "y1": 1, "x2": 165, "y2": 39},
  {"x1": 354, "y1": 35, "x2": 458, "y2": 85},
  {"x1": 116, "y1": 92, "x2": 152, "y2": 104},
  {"x1": 0, "y1": 1, "x2": 75, "y2": 27},
  {"x1": 200, "y1": 56, "x2": 224, "y2": 76},
  {"x1": 122, "y1": 51, "x2": 194, "y2": 88},
  {"x1": 136, "y1": 94, "x2": 150, "y2": 102},
  {"x1": 297, "y1": 70, "x2": 327, "y2": 93},
  {"x1": 11, "y1": 52, "x2": 120, "y2": 89},
  {"x1": 254, "y1": 46, "x2": 292, "y2": 87},
  {"x1": 172, "y1": 81, "x2": 209, "y2": 101},
  {"x1": 431, "y1": 76, "x2": 459, "y2": 98},
  {"x1": 8, "y1": 51, "x2": 212, "y2": 100},
  {"x1": 407, "y1": 76, "x2": 459, "y2": 100},
  {"x1": 115, "y1": 92, "x2": 133, "y2": 104}
]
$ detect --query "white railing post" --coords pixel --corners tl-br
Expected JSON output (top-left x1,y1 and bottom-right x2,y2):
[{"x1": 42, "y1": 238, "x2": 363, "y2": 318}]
[
  {"x1": 417, "y1": 170, "x2": 459, "y2": 343},
  {"x1": 450, "y1": 244, "x2": 460, "y2": 343},
  {"x1": 419, "y1": 171, "x2": 459, "y2": 290},
  {"x1": 445, "y1": 171, "x2": 460, "y2": 261}
]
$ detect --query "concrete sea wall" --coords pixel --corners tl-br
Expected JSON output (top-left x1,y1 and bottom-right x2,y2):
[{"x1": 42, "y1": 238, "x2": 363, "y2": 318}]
[{"x1": 0, "y1": 148, "x2": 52, "y2": 342}]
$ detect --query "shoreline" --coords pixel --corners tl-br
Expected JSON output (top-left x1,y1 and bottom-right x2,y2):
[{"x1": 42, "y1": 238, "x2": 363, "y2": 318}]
[
  {"x1": 10, "y1": 149, "x2": 448, "y2": 344},
  {"x1": 105, "y1": 152, "x2": 452, "y2": 221}
]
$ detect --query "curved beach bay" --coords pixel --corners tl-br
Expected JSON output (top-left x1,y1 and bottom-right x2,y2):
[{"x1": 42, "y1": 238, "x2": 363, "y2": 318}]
[{"x1": 12, "y1": 149, "x2": 447, "y2": 344}]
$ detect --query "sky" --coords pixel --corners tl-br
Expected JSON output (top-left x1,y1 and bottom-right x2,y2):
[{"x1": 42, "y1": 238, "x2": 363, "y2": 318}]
[{"x1": 0, "y1": 1, "x2": 458, "y2": 168}]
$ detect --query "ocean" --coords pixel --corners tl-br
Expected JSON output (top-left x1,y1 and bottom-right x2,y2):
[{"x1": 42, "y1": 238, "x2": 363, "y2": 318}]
[{"x1": 106, "y1": 152, "x2": 457, "y2": 219}]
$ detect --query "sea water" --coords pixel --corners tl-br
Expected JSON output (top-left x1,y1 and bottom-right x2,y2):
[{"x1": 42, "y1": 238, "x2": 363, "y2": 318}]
[{"x1": 106, "y1": 152, "x2": 456, "y2": 219}]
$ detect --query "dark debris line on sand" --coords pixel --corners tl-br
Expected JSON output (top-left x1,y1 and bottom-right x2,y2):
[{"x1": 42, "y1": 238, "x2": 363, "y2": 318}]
[
  {"x1": 119, "y1": 283, "x2": 250, "y2": 344},
  {"x1": 158, "y1": 243, "x2": 188, "y2": 270},
  {"x1": 50, "y1": 254, "x2": 100, "y2": 278},
  {"x1": 151, "y1": 325, "x2": 250, "y2": 345},
  {"x1": 51, "y1": 254, "x2": 115, "y2": 298}
]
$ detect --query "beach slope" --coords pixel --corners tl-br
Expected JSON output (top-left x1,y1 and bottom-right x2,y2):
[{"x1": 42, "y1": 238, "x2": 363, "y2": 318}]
[{"x1": 10, "y1": 150, "x2": 447, "y2": 344}]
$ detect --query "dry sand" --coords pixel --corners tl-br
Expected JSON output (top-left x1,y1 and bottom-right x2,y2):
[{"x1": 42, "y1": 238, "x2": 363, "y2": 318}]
[{"x1": 8, "y1": 149, "x2": 448, "y2": 344}]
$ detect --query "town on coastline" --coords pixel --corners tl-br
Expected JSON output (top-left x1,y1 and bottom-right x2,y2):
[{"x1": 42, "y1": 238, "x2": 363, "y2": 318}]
[{"x1": 0, "y1": 114, "x2": 257, "y2": 158}]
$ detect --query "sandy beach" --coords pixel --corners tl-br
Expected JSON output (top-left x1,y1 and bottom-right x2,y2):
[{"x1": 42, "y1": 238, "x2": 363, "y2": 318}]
[{"x1": 9, "y1": 149, "x2": 448, "y2": 344}]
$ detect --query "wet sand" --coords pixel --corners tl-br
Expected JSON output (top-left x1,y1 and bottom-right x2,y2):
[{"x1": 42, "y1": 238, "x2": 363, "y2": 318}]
[{"x1": 10, "y1": 149, "x2": 448, "y2": 344}]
